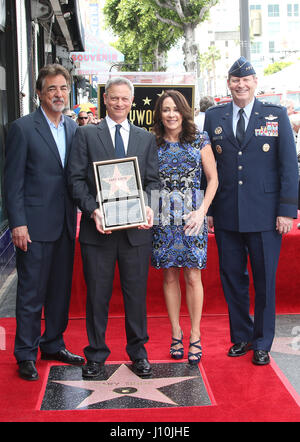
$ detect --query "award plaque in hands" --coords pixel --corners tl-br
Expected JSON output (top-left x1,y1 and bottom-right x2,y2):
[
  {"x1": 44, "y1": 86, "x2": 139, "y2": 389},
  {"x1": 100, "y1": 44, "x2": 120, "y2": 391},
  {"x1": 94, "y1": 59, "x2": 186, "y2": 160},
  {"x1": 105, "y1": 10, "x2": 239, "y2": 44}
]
[{"x1": 93, "y1": 157, "x2": 147, "y2": 231}]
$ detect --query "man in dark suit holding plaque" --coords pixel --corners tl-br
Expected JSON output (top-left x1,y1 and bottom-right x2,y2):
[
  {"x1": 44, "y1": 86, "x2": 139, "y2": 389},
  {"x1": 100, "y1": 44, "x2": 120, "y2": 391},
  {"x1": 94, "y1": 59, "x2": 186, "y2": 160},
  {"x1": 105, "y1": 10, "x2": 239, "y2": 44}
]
[
  {"x1": 204, "y1": 57, "x2": 298, "y2": 365},
  {"x1": 68, "y1": 77, "x2": 160, "y2": 377}
]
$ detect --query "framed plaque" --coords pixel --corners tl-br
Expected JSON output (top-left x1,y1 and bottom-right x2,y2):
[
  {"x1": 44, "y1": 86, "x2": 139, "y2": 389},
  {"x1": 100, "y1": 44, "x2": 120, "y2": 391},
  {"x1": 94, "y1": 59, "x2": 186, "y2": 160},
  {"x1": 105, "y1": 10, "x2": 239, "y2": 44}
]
[{"x1": 93, "y1": 156, "x2": 147, "y2": 231}]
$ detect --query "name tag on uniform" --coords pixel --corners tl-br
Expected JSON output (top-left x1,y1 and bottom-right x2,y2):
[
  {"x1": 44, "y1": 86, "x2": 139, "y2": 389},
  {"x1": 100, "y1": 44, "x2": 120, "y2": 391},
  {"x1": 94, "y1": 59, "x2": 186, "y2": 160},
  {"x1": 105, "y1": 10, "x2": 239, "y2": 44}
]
[{"x1": 255, "y1": 122, "x2": 278, "y2": 137}]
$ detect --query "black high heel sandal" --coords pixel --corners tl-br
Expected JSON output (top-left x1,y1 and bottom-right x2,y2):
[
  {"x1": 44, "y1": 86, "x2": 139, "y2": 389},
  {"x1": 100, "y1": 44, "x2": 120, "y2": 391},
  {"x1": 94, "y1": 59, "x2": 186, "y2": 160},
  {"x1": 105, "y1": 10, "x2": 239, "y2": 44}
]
[
  {"x1": 188, "y1": 339, "x2": 202, "y2": 365},
  {"x1": 170, "y1": 331, "x2": 184, "y2": 360}
]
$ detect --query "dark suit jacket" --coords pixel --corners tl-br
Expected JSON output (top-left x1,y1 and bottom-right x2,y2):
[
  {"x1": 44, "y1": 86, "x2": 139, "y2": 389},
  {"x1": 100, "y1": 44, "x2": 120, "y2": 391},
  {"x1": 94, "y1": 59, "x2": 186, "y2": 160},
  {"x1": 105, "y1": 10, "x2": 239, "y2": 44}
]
[
  {"x1": 204, "y1": 99, "x2": 299, "y2": 232},
  {"x1": 67, "y1": 118, "x2": 160, "y2": 246},
  {"x1": 4, "y1": 107, "x2": 78, "y2": 241}
]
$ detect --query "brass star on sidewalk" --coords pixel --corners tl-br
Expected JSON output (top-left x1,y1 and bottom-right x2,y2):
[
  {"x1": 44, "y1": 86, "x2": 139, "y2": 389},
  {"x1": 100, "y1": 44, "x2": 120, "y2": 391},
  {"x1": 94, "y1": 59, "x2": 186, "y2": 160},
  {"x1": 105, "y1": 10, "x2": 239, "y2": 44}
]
[
  {"x1": 53, "y1": 364, "x2": 198, "y2": 408},
  {"x1": 272, "y1": 337, "x2": 300, "y2": 356}
]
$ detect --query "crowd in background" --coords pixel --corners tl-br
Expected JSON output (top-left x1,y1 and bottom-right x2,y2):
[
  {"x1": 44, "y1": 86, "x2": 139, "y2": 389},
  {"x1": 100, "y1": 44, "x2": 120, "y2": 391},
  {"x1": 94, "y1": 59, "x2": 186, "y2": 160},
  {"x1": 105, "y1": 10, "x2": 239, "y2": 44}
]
[{"x1": 63, "y1": 108, "x2": 101, "y2": 126}]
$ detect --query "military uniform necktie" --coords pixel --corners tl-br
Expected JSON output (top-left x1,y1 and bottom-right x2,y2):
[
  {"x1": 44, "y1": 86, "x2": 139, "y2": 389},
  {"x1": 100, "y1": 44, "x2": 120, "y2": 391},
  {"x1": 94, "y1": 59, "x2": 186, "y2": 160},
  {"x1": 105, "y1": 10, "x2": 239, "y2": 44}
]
[{"x1": 236, "y1": 108, "x2": 245, "y2": 146}]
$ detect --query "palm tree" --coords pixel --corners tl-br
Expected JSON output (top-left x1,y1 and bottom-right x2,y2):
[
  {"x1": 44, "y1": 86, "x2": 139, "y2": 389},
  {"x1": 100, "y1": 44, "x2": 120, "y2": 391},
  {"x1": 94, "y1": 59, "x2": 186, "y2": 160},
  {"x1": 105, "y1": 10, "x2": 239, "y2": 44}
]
[{"x1": 199, "y1": 45, "x2": 221, "y2": 96}]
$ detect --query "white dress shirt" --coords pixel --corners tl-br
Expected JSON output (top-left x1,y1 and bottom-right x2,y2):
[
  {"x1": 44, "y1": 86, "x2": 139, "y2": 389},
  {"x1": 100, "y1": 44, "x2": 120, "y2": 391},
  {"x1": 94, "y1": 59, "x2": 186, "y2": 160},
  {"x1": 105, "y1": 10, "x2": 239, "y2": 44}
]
[
  {"x1": 232, "y1": 98, "x2": 255, "y2": 136},
  {"x1": 41, "y1": 106, "x2": 66, "y2": 166},
  {"x1": 106, "y1": 115, "x2": 130, "y2": 154}
]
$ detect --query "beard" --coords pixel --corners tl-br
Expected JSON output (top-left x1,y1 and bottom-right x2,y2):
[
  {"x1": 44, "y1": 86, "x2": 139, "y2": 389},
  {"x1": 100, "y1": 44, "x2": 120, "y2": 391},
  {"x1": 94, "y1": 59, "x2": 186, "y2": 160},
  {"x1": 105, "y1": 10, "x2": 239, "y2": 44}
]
[{"x1": 51, "y1": 98, "x2": 65, "y2": 112}]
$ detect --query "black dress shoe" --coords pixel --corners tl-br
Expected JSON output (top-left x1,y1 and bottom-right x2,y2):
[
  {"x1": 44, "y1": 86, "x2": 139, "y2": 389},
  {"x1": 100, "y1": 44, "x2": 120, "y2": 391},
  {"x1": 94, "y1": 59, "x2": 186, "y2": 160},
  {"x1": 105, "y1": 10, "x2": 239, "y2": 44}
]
[
  {"x1": 132, "y1": 359, "x2": 152, "y2": 377},
  {"x1": 18, "y1": 361, "x2": 39, "y2": 381},
  {"x1": 41, "y1": 348, "x2": 85, "y2": 365},
  {"x1": 252, "y1": 350, "x2": 270, "y2": 365},
  {"x1": 82, "y1": 361, "x2": 104, "y2": 378},
  {"x1": 228, "y1": 342, "x2": 252, "y2": 357}
]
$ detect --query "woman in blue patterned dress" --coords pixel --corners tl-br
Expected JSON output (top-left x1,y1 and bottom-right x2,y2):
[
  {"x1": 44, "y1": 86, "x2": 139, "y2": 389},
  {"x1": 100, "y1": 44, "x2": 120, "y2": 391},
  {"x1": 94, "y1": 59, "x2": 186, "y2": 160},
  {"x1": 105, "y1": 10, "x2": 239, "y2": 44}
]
[{"x1": 151, "y1": 90, "x2": 218, "y2": 364}]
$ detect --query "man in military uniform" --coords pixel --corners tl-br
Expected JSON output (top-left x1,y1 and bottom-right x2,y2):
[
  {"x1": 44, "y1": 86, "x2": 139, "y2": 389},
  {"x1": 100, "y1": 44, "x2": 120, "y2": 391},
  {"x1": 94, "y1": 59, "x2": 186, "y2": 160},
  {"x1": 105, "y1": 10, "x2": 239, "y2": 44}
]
[{"x1": 204, "y1": 57, "x2": 298, "y2": 365}]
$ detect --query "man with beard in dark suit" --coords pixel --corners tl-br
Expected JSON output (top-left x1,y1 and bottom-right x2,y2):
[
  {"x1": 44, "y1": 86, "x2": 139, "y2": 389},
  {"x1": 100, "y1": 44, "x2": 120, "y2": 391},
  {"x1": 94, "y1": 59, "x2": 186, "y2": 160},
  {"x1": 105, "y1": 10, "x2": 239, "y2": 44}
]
[
  {"x1": 68, "y1": 77, "x2": 160, "y2": 377},
  {"x1": 4, "y1": 64, "x2": 84, "y2": 380}
]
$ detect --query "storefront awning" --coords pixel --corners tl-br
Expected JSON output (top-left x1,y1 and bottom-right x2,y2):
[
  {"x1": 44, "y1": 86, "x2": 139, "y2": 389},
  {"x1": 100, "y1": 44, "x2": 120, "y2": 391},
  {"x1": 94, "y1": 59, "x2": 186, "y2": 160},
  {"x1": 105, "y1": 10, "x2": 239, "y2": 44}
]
[{"x1": 71, "y1": 32, "x2": 124, "y2": 75}]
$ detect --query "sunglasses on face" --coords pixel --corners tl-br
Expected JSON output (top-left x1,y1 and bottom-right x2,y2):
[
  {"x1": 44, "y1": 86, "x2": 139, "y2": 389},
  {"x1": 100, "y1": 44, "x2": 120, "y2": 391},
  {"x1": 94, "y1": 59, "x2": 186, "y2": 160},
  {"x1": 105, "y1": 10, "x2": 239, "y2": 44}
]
[{"x1": 78, "y1": 116, "x2": 88, "y2": 120}]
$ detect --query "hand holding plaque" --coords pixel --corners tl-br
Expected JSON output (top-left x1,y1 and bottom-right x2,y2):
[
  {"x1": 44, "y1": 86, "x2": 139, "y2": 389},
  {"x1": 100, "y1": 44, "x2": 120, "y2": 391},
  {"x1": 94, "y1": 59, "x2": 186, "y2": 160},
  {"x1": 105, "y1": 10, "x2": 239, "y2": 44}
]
[
  {"x1": 91, "y1": 208, "x2": 111, "y2": 235},
  {"x1": 93, "y1": 157, "x2": 147, "y2": 232}
]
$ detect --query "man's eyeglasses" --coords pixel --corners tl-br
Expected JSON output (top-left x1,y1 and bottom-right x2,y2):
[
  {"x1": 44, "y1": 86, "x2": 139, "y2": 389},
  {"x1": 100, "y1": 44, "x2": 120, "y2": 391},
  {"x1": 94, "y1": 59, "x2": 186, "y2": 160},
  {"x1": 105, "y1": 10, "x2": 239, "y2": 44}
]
[{"x1": 78, "y1": 116, "x2": 88, "y2": 120}]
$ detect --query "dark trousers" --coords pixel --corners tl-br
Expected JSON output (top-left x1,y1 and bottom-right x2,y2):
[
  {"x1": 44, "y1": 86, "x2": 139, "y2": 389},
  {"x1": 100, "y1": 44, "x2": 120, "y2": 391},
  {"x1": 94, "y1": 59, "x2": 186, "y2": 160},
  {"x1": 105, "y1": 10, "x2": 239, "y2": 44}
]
[
  {"x1": 214, "y1": 229, "x2": 282, "y2": 351},
  {"x1": 14, "y1": 225, "x2": 75, "y2": 362},
  {"x1": 81, "y1": 230, "x2": 151, "y2": 363}
]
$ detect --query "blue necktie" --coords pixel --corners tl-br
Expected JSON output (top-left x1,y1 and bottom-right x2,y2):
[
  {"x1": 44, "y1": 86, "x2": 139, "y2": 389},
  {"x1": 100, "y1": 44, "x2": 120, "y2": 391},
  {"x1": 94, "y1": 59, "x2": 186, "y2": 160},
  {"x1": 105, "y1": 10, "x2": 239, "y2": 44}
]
[
  {"x1": 236, "y1": 108, "x2": 245, "y2": 146},
  {"x1": 115, "y1": 124, "x2": 125, "y2": 158}
]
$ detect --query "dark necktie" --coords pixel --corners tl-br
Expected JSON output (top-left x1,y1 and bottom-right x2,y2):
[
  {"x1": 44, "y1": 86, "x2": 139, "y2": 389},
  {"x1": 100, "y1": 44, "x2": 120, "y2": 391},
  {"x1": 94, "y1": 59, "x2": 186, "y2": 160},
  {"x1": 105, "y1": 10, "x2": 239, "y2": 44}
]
[
  {"x1": 236, "y1": 108, "x2": 245, "y2": 146},
  {"x1": 115, "y1": 124, "x2": 125, "y2": 158}
]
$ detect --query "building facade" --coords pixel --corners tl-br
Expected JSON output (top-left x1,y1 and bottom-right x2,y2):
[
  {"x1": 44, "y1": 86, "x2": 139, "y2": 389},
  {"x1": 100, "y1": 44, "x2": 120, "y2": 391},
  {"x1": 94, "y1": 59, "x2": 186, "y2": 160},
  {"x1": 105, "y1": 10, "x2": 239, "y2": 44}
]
[
  {"x1": 197, "y1": 0, "x2": 300, "y2": 97},
  {"x1": 249, "y1": 1, "x2": 300, "y2": 72}
]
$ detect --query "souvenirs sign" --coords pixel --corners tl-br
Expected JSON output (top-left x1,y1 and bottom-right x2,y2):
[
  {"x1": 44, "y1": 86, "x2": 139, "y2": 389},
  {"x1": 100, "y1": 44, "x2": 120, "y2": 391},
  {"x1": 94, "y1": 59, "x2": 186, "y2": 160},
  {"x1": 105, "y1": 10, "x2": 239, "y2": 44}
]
[
  {"x1": 93, "y1": 157, "x2": 147, "y2": 231},
  {"x1": 98, "y1": 84, "x2": 195, "y2": 131}
]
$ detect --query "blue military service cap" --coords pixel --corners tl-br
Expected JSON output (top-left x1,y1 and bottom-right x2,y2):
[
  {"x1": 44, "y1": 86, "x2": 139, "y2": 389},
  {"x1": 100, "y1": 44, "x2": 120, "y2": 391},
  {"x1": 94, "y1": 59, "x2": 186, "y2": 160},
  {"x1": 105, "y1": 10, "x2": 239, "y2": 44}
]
[{"x1": 228, "y1": 56, "x2": 256, "y2": 77}]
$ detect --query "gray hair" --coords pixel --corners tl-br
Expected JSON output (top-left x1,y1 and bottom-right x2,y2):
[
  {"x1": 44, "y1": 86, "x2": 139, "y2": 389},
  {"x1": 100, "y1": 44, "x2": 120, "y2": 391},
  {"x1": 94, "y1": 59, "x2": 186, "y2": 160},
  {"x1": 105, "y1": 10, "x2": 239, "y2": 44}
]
[
  {"x1": 199, "y1": 96, "x2": 215, "y2": 112},
  {"x1": 36, "y1": 64, "x2": 71, "y2": 91},
  {"x1": 105, "y1": 77, "x2": 134, "y2": 97}
]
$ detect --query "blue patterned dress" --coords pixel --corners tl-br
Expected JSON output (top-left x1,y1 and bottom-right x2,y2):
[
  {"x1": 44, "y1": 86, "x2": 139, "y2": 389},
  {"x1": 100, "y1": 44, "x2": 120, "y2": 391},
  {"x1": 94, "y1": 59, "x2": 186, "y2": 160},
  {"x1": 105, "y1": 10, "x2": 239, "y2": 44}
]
[{"x1": 151, "y1": 132, "x2": 210, "y2": 269}]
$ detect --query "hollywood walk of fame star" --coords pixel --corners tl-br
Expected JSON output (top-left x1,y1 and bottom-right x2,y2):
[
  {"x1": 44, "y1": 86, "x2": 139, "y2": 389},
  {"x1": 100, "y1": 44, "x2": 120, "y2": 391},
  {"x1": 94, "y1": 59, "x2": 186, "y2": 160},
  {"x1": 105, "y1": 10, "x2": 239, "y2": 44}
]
[
  {"x1": 142, "y1": 96, "x2": 152, "y2": 106},
  {"x1": 102, "y1": 166, "x2": 132, "y2": 198},
  {"x1": 272, "y1": 337, "x2": 300, "y2": 356},
  {"x1": 52, "y1": 364, "x2": 199, "y2": 409}
]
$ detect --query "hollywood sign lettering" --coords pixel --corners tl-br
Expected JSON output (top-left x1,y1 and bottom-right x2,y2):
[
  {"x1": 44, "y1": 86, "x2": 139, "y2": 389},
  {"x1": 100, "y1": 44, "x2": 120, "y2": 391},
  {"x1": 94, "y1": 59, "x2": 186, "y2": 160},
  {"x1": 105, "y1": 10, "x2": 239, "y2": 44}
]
[
  {"x1": 98, "y1": 85, "x2": 194, "y2": 131},
  {"x1": 129, "y1": 109, "x2": 154, "y2": 129}
]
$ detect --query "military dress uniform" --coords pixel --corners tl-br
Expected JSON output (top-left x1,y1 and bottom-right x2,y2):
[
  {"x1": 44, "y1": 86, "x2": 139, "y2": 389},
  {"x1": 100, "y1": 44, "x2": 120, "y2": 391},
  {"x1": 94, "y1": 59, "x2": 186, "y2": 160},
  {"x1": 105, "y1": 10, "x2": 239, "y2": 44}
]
[{"x1": 204, "y1": 58, "x2": 298, "y2": 358}]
